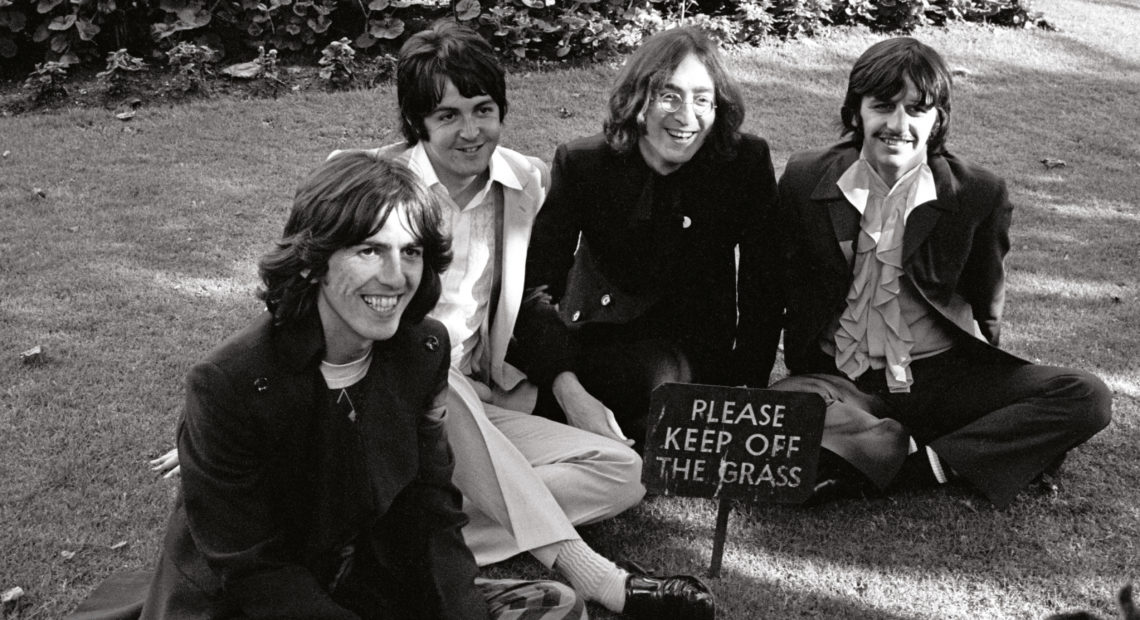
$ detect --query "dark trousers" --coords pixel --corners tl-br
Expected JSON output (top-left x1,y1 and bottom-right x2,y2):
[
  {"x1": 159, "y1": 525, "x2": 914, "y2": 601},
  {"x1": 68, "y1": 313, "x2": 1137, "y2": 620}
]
[
  {"x1": 821, "y1": 341, "x2": 1112, "y2": 507},
  {"x1": 535, "y1": 338, "x2": 697, "y2": 452}
]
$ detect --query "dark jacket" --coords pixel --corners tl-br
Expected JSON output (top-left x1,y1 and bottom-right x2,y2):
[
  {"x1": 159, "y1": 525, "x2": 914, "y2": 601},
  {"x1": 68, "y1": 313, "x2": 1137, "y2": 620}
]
[
  {"x1": 140, "y1": 311, "x2": 486, "y2": 620},
  {"x1": 515, "y1": 132, "x2": 784, "y2": 387},
  {"x1": 778, "y1": 142, "x2": 1018, "y2": 375}
]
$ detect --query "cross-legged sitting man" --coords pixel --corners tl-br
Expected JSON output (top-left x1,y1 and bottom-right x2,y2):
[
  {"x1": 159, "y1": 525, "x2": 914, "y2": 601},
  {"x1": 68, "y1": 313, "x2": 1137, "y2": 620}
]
[{"x1": 773, "y1": 37, "x2": 1112, "y2": 508}]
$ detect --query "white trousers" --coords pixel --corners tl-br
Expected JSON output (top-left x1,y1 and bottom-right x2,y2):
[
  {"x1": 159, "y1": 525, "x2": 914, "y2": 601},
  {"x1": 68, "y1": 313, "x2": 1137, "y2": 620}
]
[{"x1": 446, "y1": 367, "x2": 645, "y2": 568}]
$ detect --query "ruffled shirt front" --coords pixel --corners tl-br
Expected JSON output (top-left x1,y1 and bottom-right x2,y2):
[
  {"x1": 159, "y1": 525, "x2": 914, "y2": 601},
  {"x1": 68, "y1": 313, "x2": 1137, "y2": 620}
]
[{"x1": 832, "y1": 157, "x2": 937, "y2": 393}]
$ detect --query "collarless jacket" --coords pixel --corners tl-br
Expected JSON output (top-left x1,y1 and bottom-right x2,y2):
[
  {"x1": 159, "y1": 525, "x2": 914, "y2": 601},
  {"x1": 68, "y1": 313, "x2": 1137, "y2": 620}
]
[
  {"x1": 517, "y1": 133, "x2": 783, "y2": 387},
  {"x1": 142, "y1": 311, "x2": 484, "y2": 620},
  {"x1": 779, "y1": 142, "x2": 1019, "y2": 376}
]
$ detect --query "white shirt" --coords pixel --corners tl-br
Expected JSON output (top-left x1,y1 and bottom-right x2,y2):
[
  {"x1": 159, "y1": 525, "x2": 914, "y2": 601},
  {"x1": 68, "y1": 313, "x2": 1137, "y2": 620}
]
[{"x1": 406, "y1": 144, "x2": 524, "y2": 377}]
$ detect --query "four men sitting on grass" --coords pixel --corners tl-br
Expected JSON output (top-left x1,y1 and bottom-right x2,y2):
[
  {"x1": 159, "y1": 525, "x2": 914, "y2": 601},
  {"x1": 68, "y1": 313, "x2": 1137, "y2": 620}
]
[{"x1": 86, "y1": 24, "x2": 1110, "y2": 620}]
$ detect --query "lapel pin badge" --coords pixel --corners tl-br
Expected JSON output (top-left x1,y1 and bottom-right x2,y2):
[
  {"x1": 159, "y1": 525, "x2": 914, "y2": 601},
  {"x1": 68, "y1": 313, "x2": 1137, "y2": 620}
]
[
  {"x1": 424, "y1": 335, "x2": 440, "y2": 352},
  {"x1": 253, "y1": 377, "x2": 269, "y2": 393}
]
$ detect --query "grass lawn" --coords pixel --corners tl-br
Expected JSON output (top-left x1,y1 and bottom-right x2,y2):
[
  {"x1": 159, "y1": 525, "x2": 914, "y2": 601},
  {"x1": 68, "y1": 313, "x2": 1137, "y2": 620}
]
[{"x1": 2, "y1": 0, "x2": 1138, "y2": 616}]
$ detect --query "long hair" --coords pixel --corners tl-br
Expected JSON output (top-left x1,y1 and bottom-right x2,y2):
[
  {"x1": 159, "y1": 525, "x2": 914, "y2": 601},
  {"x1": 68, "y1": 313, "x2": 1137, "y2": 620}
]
[
  {"x1": 397, "y1": 20, "x2": 507, "y2": 146},
  {"x1": 840, "y1": 37, "x2": 953, "y2": 154},
  {"x1": 258, "y1": 152, "x2": 452, "y2": 327},
  {"x1": 603, "y1": 27, "x2": 745, "y2": 161}
]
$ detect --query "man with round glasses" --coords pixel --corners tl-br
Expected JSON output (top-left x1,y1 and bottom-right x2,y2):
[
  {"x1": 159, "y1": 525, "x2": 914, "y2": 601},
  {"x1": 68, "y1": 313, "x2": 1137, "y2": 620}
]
[
  {"x1": 655, "y1": 91, "x2": 717, "y2": 117},
  {"x1": 513, "y1": 27, "x2": 784, "y2": 460}
]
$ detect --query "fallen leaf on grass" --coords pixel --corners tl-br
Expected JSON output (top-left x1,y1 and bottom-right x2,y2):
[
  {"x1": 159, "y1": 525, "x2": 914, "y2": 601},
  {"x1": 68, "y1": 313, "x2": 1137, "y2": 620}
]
[
  {"x1": 21, "y1": 345, "x2": 46, "y2": 366},
  {"x1": 222, "y1": 59, "x2": 262, "y2": 79},
  {"x1": 2, "y1": 150, "x2": 10, "y2": 158},
  {"x1": 1040, "y1": 158, "x2": 1066, "y2": 169},
  {"x1": 61, "y1": 550, "x2": 76, "y2": 560},
  {"x1": 32, "y1": 187, "x2": 46, "y2": 198},
  {"x1": 1, "y1": 586, "x2": 25, "y2": 615},
  {"x1": 557, "y1": 106, "x2": 573, "y2": 119},
  {"x1": 110, "y1": 540, "x2": 128, "y2": 550},
  {"x1": 115, "y1": 110, "x2": 136, "y2": 121}
]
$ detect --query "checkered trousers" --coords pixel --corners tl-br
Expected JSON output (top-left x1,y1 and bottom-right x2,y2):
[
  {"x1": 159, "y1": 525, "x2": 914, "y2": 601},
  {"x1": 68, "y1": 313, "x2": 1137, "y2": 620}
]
[{"x1": 476, "y1": 578, "x2": 586, "y2": 620}]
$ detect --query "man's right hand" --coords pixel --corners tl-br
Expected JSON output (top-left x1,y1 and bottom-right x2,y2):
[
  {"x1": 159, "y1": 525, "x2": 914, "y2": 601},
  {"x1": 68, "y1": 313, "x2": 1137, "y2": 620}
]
[
  {"x1": 150, "y1": 448, "x2": 181, "y2": 478},
  {"x1": 551, "y1": 371, "x2": 633, "y2": 446}
]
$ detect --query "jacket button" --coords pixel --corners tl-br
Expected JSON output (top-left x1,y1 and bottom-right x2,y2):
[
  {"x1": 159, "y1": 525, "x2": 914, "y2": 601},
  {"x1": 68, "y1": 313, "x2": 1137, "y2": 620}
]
[
  {"x1": 424, "y1": 335, "x2": 440, "y2": 351},
  {"x1": 571, "y1": 310, "x2": 581, "y2": 322},
  {"x1": 253, "y1": 377, "x2": 269, "y2": 393},
  {"x1": 600, "y1": 294, "x2": 612, "y2": 306},
  {"x1": 682, "y1": 215, "x2": 692, "y2": 229}
]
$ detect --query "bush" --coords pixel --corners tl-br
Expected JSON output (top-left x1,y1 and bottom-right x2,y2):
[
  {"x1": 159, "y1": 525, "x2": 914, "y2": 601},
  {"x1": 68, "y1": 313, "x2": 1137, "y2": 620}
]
[
  {"x1": 166, "y1": 41, "x2": 217, "y2": 93},
  {"x1": 97, "y1": 48, "x2": 147, "y2": 96},
  {"x1": 22, "y1": 60, "x2": 68, "y2": 103},
  {"x1": 318, "y1": 37, "x2": 356, "y2": 89},
  {"x1": 0, "y1": 0, "x2": 1053, "y2": 80}
]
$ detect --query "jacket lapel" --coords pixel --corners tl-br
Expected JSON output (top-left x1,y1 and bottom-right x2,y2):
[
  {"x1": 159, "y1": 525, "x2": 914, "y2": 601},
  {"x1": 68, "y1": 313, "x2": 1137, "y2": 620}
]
[
  {"x1": 809, "y1": 148, "x2": 861, "y2": 276},
  {"x1": 902, "y1": 154, "x2": 960, "y2": 263},
  {"x1": 489, "y1": 155, "x2": 542, "y2": 389}
]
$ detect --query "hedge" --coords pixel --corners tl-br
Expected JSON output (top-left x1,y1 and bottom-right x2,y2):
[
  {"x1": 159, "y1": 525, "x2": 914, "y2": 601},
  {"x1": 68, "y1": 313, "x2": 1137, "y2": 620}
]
[{"x1": 0, "y1": 0, "x2": 1049, "y2": 77}]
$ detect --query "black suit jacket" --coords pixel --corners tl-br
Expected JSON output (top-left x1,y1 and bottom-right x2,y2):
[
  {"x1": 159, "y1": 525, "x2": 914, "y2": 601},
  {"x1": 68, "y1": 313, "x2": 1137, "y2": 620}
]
[
  {"x1": 778, "y1": 142, "x2": 1018, "y2": 376},
  {"x1": 140, "y1": 311, "x2": 485, "y2": 620},
  {"x1": 515, "y1": 133, "x2": 783, "y2": 387}
]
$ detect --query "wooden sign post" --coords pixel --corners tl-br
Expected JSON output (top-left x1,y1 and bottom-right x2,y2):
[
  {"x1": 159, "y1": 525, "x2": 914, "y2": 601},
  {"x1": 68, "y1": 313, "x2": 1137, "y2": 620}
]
[{"x1": 643, "y1": 383, "x2": 827, "y2": 576}]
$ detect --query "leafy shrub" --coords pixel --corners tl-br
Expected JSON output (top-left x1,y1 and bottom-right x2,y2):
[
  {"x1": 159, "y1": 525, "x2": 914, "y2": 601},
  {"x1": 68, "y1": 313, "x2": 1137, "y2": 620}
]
[
  {"x1": 735, "y1": 0, "x2": 777, "y2": 44},
  {"x1": 97, "y1": 48, "x2": 147, "y2": 95},
  {"x1": 22, "y1": 61, "x2": 68, "y2": 103},
  {"x1": 257, "y1": 46, "x2": 280, "y2": 82},
  {"x1": 773, "y1": 0, "x2": 834, "y2": 37},
  {"x1": 318, "y1": 37, "x2": 356, "y2": 89},
  {"x1": 167, "y1": 41, "x2": 217, "y2": 93}
]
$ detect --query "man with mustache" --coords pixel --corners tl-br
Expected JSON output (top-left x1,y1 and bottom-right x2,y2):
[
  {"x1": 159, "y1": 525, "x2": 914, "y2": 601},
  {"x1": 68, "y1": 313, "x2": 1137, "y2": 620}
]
[{"x1": 773, "y1": 37, "x2": 1112, "y2": 508}]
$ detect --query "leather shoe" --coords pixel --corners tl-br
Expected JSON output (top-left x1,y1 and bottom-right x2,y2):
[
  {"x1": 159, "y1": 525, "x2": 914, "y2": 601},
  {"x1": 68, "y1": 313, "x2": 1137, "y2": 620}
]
[
  {"x1": 802, "y1": 449, "x2": 878, "y2": 507},
  {"x1": 623, "y1": 568, "x2": 715, "y2": 620},
  {"x1": 802, "y1": 475, "x2": 875, "y2": 507}
]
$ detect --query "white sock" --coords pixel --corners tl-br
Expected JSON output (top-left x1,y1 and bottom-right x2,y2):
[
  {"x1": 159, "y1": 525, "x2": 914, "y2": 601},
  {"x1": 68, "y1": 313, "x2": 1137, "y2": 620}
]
[
  {"x1": 926, "y1": 446, "x2": 949, "y2": 484},
  {"x1": 553, "y1": 539, "x2": 629, "y2": 612}
]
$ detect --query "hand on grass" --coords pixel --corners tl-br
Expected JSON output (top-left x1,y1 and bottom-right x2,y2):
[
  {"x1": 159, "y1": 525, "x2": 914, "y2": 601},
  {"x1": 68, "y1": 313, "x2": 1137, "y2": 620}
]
[
  {"x1": 150, "y1": 448, "x2": 180, "y2": 479},
  {"x1": 552, "y1": 372, "x2": 633, "y2": 446}
]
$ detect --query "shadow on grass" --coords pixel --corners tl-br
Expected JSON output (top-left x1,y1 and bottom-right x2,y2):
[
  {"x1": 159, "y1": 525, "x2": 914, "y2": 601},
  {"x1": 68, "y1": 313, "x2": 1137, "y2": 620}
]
[{"x1": 577, "y1": 480, "x2": 1137, "y2": 618}]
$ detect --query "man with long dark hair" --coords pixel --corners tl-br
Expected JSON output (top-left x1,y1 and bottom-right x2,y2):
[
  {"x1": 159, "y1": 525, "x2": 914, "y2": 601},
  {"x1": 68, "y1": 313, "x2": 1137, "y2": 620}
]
[
  {"x1": 74, "y1": 153, "x2": 585, "y2": 619},
  {"x1": 516, "y1": 27, "x2": 783, "y2": 457}
]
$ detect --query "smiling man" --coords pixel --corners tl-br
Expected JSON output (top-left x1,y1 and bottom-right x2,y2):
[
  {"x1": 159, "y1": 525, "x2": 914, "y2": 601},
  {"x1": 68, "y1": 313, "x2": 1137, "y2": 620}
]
[
  {"x1": 514, "y1": 27, "x2": 784, "y2": 469},
  {"x1": 773, "y1": 37, "x2": 1112, "y2": 508}
]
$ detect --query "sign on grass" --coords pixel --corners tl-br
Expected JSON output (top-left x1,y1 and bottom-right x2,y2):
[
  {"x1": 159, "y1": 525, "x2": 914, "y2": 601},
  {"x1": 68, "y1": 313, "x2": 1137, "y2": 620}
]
[{"x1": 643, "y1": 383, "x2": 827, "y2": 504}]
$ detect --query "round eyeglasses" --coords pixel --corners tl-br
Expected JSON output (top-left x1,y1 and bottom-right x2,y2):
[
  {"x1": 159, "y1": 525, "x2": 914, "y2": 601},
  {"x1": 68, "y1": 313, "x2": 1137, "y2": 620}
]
[{"x1": 655, "y1": 92, "x2": 717, "y2": 117}]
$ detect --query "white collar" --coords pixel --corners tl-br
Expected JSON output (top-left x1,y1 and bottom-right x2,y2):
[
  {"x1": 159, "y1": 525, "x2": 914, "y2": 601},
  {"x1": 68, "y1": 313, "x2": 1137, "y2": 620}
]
[
  {"x1": 406, "y1": 143, "x2": 523, "y2": 206},
  {"x1": 836, "y1": 155, "x2": 938, "y2": 220}
]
